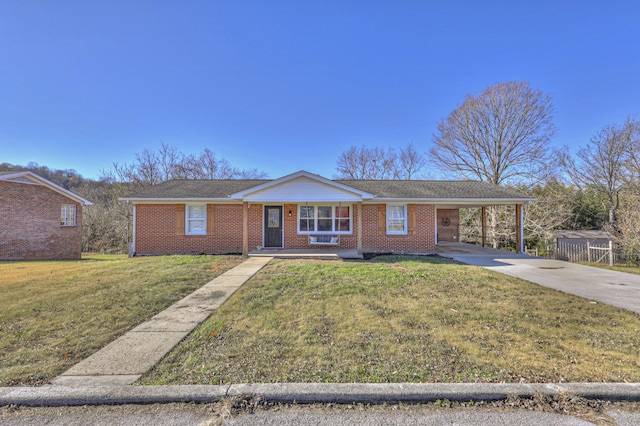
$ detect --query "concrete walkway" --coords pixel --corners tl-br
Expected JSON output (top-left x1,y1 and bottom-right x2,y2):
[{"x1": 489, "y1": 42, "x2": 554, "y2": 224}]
[
  {"x1": 437, "y1": 243, "x2": 640, "y2": 315},
  {"x1": 51, "y1": 256, "x2": 273, "y2": 387}
]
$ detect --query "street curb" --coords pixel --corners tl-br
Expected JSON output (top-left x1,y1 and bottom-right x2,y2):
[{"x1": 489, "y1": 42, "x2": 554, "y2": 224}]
[{"x1": 2, "y1": 383, "x2": 640, "y2": 407}]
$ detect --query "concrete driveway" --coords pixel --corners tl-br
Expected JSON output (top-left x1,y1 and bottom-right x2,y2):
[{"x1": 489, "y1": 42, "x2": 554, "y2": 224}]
[{"x1": 436, "y1": 242, "x2": 640, "y2": 315}]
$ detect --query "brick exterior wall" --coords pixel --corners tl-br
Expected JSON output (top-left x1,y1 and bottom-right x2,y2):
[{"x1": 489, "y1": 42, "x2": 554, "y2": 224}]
[
  {"x1": 135, "y1": 202, "x2": 436, "y2": 255},
  {"x1": 0, "y1": 181, "x2": 83, "y2": 260},
  {"x1": 361, "y1": 204, "x2": 436, "y2": 253},
  {"x1": 247, "y1": 203, "x2": 263, "y2": 251},
  {"x1": 135, "y1": 204, "x2": 245, "y2": 255}
]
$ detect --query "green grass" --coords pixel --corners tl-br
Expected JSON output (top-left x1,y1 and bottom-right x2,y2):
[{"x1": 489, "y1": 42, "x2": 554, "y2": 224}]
[
  {"x1": 0, "y1": 254, "x2": 242, "y2": 386},
  {"x1": 141, "y1": 256, "x2": 640, "y2": 385},
  {"x1": 577, "y1": 262, "x2": 640, "y2": 275}
]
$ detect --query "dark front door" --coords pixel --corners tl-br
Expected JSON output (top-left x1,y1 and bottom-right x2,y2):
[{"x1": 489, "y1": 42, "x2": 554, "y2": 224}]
[{"x1": 264, "y1": 206, "x2": 283, "y2": 248}]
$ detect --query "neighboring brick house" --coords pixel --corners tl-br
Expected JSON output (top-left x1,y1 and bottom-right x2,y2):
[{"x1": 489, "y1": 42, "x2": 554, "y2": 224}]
[
  {"x1": 0, "y1": 171, "x2": 92, "y2": 260},
  {"x1": 122, "y1": 171, "x2": 531, "y2": 257}
]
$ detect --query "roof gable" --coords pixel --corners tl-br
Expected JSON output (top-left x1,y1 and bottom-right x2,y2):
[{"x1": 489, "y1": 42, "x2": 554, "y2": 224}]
[
  {"x1": 229, "y1": 171, "x2": 375, "y2": 202},
  {"x1": 0, "y1": 172, "x2": 92, "y2": 205}
]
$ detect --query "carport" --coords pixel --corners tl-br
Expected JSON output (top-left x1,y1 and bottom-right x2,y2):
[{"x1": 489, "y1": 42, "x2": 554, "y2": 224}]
[{"x1": 435, "y1": 202, "x2": 527, "y2": 253}]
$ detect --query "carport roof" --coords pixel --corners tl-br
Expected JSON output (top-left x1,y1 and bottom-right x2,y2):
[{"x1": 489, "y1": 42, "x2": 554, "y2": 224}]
[{"x1": 336, "y1": 179, "x2": 530, "y2": 201}]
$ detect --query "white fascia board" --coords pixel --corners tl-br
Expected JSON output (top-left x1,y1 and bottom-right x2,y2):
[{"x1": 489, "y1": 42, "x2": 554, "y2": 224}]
[
  {"x1": 364, "y1": 198, "x2": 534, "y2": 205},
  {"x1": 119, "y1": 198, "x2": 241, "y2": 204},
  {"x1": 0, "y1": 171, "x2": 93, "y2": 205},
  {"x1": 229, "y1": 170, "x2": 375, "y2": 200}
]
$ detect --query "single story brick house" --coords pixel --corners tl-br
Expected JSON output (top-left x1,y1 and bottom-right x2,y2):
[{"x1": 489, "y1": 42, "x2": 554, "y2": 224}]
[
  {"x1": 0, "y1": 171, "x2": 92, "y2": 260},
  {"x1": 122, "y1": 170, "x2": 531, "y2": 257}
]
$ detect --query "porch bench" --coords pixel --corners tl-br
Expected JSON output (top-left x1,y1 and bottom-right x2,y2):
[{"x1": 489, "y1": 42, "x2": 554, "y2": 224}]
[{"x1": 308, "y1": 234, "x2": 340, "y2": 246}]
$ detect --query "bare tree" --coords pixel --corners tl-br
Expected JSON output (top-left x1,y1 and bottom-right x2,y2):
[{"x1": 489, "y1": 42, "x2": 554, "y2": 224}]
[
  {"x1": 430, "y1": 81, "x2": 556, "y2": 247},
  {"x1": 614, "y1": 189, "x2": 640, "y2": 262},
  {"x1": 335, "y1": 144, "x2": 426, "y2": 179},
  {"x1": 105, "y1": 144, "x2": 267, "y2": 185},
  {"x1": 431, "y1": 81, "x2": 556, "y2": 185},
  {"x1": 395, "y1": 143, "x2": 427, "y2": 179},
  {"x1": 559, "y1": 118, "x2": 638, "y2": 228},
  {"x1": 624, "y1": 120, "x2": 640, "y2": 185},
  {"x1": 336, "y1": 146, "x2": 392, "y2": 179}
]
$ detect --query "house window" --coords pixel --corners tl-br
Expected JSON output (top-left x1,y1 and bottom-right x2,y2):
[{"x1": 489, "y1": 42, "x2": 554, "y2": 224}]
[
  {"x1": 61, "y1": 204, "x2": 76, "y2": 226},
  {"x1": 299, "y1": 206, "x2": 315, "y2": 232},
  {"x1": 387, "y1": 204, "x2": 407, "y2": 234},
  {"x1": 298, "y1": 205, "x2": 351, "y2": 234},
  {"x1": 317, "y1": 206, "x2": 332, "y2": 231},
  {"x1": 186, "y1": 204, "x2": 206, "y2": 235},
  {"x1": 335, "y1": 206, "x2": 350, "y2": 231}
]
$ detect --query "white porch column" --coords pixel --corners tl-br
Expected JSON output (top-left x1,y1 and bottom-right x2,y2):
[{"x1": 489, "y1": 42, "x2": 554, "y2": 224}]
[
  {"x1": 356, "y1": 202, "x2": 363, "y2": 254},
  {"x1": 516, "y1": 203, "x2": 524, "y2": 253},
  {"x1": 130, "y1": 204, "x2": 136, "y2": 257},
  {"x1": 242, "y1": 202, "x2": 249, "y2": 257},
  {"x1": 481, "y1": 206, "x2": 487, "y2": 247}
]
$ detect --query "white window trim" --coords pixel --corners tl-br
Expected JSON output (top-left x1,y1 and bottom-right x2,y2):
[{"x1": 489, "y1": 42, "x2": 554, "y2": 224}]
[
  {"x1": 297, "y1": 204, "x2": 353, "y2": 235},
  {"x1": 186, "y1": 204, "x2": 207, "y2": 235},
  {"x1": 61, "y1": 204, "x2": 76, "y2": 226},
  {"x1": 386, "y1": 204, "x2": 408, "y2": 235}
]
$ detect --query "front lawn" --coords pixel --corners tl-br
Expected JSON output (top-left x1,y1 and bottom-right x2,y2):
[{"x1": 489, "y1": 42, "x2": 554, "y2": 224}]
[
  {"x1": 141, "y1": 256, "x2": 640, "y2": 385},
  {"x1": 578, "y1": 262, "x2": 640, "y2": 275},
  {"x1": 0, "y1": 254, "x2": 242, "y2": 386}
]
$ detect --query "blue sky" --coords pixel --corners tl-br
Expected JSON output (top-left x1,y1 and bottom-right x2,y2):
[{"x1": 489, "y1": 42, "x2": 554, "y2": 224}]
[{"x1": 1, "y1": 1, "x2": 638, "y2": 180}]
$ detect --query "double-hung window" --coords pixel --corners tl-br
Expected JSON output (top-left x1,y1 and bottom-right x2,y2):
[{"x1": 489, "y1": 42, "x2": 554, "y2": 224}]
[
  {"x1": 298, "y1": 205, "x2": 351, "y2": 234},
  {"x1": 317, "y1": 206, "x2": 333, "y2": 231},
  {"x1": 299, "y1": 206, "x2": 315, "y2": 232},
  {"x1": 386, "y1": 204, "x2": 407, "y2": 234},
  {"x1": 335, "y1": 206, "x2": 350, "y2": 231},
  {"x1": 61, "y1": 204, "x2": 76, "y2": 226},
  {"x1": 186, "y1": 205, "x2": 206, "y2": 235}
]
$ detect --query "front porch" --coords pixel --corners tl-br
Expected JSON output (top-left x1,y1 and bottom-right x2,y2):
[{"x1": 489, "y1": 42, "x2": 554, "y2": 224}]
[{"x1": 248, "y1": 248, "x2": 363, "y2": 259}]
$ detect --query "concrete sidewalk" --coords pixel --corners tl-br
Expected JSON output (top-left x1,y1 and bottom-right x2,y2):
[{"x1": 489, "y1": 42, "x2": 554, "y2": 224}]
[
  {"x1": 51, "y1": 256, "x2": 273, "y2": 387},
  {"x1": 438, "y1": 243, "x2": 640, "y2": 315}
]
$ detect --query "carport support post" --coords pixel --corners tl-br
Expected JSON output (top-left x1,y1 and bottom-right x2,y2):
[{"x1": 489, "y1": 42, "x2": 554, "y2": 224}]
[
  {"x1": 516, "y1": 203, "x2": 524, "y2": 253},
  {"x1": 242, "y1": 202, "x2": 249, "y2": 257},
  {"x1": 481, "y1": 206, "x2": 487, "y2": 247},
  {"x1": 356, "y1": 202, "x2": 363, "y2": 254}
]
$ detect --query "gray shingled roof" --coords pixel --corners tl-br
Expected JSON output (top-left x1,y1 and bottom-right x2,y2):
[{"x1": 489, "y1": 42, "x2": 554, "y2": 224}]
[
  {"x1": 553, "y1": 230, "x2": 615, "y2": 240},
  {"x1": 123, "y1": 178, "x2": 530, "y2": 201},
  {"x1": 124, "y1": 179, "x2": 270, "y2": 199},
  {"x1": 336, "y1": 180, "x2": 529, "y2": 199}
]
